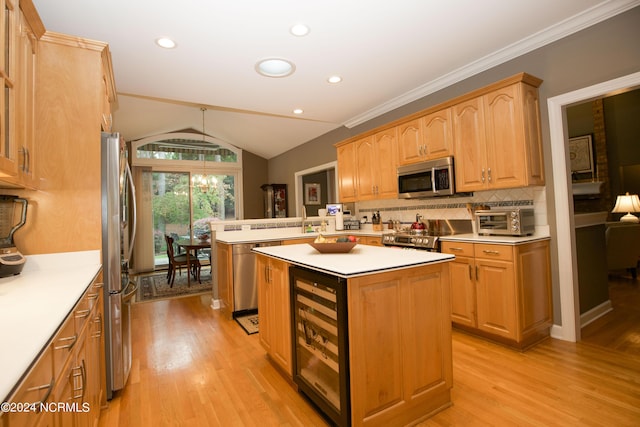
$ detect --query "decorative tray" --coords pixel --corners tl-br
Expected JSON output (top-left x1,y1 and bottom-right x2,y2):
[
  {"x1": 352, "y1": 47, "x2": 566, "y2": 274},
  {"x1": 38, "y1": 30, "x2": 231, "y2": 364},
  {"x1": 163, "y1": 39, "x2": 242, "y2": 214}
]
[{"x1": 308, "y1": 242, "x2": 357, "y2": 253}]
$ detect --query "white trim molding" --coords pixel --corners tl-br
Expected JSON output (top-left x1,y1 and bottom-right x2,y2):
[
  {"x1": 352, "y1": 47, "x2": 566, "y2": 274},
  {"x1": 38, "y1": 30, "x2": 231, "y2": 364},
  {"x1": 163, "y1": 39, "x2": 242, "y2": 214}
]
[{"x1": 548, "y1": 71, "x2": 640, "y2": 342}]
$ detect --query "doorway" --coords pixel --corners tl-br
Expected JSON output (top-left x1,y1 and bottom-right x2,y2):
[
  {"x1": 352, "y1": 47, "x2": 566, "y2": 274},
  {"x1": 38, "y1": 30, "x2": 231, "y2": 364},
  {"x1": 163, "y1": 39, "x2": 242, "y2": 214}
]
[
  {"x1": 548, "y1": 71, "x2": 640, "y2": 342},
  {"x1": 294, "y1": 161, "x2": 339, "y2": 217}
]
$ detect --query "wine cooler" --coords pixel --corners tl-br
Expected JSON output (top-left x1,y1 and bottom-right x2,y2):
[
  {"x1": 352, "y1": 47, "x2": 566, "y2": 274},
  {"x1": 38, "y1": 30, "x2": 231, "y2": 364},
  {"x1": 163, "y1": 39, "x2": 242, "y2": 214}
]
[{"x1": 290, "y1": 266, "x2": 350, "y2": 426}]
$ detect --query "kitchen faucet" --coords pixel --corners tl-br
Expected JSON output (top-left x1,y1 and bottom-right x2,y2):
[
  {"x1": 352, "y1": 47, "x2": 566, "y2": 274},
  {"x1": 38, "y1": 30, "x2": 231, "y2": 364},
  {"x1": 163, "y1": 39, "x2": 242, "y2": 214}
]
[{"x1": 301, "y1": 205, "x2": 307, "y2": 232}]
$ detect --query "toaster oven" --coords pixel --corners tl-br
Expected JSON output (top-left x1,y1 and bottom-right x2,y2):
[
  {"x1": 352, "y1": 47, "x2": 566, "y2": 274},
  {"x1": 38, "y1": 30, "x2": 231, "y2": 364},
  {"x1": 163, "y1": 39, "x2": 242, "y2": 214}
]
[{"x1": 475, "y1": 208, "x2": 535, "y2": 236}]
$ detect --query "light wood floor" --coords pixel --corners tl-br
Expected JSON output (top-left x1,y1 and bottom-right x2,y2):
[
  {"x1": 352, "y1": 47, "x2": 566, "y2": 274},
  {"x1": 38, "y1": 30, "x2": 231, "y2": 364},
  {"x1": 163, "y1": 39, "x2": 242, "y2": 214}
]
[
  {"x1": 581, "y1": 275, "x2": 640, "y2": 357},
  {"x1": 99, "y1": 288, "x2": 640, "y2": 426}
]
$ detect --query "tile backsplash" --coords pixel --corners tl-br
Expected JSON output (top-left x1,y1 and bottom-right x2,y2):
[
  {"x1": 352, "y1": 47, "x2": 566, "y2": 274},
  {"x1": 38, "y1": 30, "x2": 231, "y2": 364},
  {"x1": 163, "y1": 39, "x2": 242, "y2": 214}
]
[{"x1": 354, "y1": 186, "x2": 547, "y2": 227}]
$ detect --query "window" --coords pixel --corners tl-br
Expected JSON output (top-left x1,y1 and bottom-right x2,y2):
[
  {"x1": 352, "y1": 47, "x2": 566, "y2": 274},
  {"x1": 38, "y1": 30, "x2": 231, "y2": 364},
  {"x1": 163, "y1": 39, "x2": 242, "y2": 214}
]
[{"x1": 131, "y1": 132, "x2": 243, "y2": 268}]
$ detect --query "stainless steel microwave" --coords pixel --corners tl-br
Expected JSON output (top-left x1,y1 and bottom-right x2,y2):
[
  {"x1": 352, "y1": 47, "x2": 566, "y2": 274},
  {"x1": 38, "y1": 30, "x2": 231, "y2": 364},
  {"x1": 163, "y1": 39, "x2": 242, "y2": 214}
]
[
  {"x1": 475, "y1": 208, "x2": 535, "y2": 236},
  {"x1": 397, "y1": 156, "x2": 455, "y2": 199}
]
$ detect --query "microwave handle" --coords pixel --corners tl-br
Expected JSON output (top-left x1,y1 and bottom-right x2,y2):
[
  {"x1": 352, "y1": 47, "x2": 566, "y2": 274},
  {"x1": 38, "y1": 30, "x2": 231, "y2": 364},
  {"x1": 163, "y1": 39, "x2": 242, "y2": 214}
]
[{"x1": 432, "y1": 167, "x2": 437, "y2": 193}]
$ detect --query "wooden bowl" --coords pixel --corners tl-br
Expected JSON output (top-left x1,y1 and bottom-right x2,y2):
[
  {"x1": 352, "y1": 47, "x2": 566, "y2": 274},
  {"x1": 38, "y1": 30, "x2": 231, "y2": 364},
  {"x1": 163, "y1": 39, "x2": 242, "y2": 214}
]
[{"x1": 308, "y1": 242, "x2": 357, "y2": 253}]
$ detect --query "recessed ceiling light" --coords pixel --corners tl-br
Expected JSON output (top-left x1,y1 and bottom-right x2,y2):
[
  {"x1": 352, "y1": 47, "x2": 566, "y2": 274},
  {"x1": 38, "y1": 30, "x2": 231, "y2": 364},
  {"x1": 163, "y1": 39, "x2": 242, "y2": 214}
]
[
  {"x1": 156, "y1": 37, "x2": 176, "y2": 49},
  {"x1": 290, "y1": 24, "x2": 310, "y2": 37},
  {"x1": 327, "y1": 75, "x2": 342, "y2": 84},
  {"x1": 255, "y1": 58, "x2": 296, "y2": 78},
  {"x1": 293, "y1": 108, "x2": 304, "y2": 115}
]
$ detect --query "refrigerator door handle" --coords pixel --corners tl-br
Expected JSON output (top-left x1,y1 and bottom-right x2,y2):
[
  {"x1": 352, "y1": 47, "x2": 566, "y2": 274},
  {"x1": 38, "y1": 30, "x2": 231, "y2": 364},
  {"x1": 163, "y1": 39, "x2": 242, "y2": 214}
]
[
  {"x1": 124, "y1": 161, "x2": 137, "y2": 264},
  {"x1": 123, "y1": 280, "x2": 138, "y2": 302}
]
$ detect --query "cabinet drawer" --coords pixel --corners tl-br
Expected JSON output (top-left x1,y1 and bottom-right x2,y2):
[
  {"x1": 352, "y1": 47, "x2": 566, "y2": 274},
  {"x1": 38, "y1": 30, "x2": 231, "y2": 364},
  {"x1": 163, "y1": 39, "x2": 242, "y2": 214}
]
[
  {"x1": 441, "y1": 241, "x2": 474, "y2": 257},
  {"x1": 474, "y1": 243, "x2": 513, "y2": 261},
  {"x1": 52, "y1": 314, "x2": 77, "y2": 380},
  {"x1": 8, "y1": 347, "x2": 54, "y2": 427},
  {"x1": 86, "y1": 281, "x2": 102, "y2": 311},
  {"x1": 74, "y1": 290, "x2": 93, "y2": 334}
]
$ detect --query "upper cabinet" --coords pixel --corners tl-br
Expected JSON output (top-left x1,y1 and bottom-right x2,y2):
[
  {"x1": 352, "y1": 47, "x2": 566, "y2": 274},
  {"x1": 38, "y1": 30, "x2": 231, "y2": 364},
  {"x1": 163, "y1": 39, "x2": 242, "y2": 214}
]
[
  {"x1": 0, "y1": 0, "x2": 44, "y2": 189},
  {"x1": 397, "y1": 108, "x2": 453, "y2": 166},
  {"x1": 0, "y1": 0, "x2": 19, "y2": 179},
  {"x1": 356, "y1": 128, "x2": 397, "y2": 200},
  {"x1": 337, "y1": 128, "x2": 397, "y2": 203},
  {"x1": 453, "y1": 77, "x2": 545, "y2": 192},
  {"x1": 335, "y1": 73, "x2": 544, "y2": 202},
  {"x1": 336, "y1": 140, "x2": 357, "y2": 203}
]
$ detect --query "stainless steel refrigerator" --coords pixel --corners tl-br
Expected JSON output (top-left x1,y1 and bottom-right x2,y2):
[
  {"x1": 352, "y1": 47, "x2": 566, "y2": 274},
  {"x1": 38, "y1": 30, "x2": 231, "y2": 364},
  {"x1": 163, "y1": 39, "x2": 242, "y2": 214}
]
[{"x1": 101, "y1": 132, "x2": 137, "y2": 400}]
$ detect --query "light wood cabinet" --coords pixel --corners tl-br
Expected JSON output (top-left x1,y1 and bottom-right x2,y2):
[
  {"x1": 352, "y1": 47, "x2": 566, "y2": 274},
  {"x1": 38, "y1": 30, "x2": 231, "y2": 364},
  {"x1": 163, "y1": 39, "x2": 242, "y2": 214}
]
[
  {"x1": 336, "y1": 141, "x2": 357, "y2": 202},
  {"x1": 0, "y1": 0, "x2": 43, "y2": 189},
  {"x1": 359, "y1": 235, "x2": 383, "y2": 246},
  {"x1": 5, "y1": 271, "x2": 104, "y2": 427},
  {"x1": 257, "y1": 254, "x2": 292, "y2": 375},
  {"x1": 441, "y1": 240, "x2": 552, "y2": 349},
  {"x1": 0, "y1": 0, "x2": 19, "y2": 179},
  {"x1": 216, "y1": 242, "x2": 233, "y2": 317},
  {"x1": 347, "y1": 263, "x2": 452, "y2": 426},
  {"x1": 355, "y1": 128, "x2": 397, "y2": 200},
  {"x1": 397, "y1": 109, "x2": 453, "y2": 166},
  {"x1": 453, "y1": 78, "x2": 544, "y2": 192},
  {"x1": 337, "y1": 128, "x2": 397, "y2": 202}
]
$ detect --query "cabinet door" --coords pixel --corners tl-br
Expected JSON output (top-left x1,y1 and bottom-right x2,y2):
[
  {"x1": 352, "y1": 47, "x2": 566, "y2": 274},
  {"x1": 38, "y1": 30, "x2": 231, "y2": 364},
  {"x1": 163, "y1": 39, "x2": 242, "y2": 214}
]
[
  {"x1": 348, "y1": 264, "x2": 452, "y2": 426},
  {"x1": 483, "y1": 84, "x2": 527, "y2": 189},
  {"x1": 475, "y1": 258, "x2": 517, "y2": 340},
  {"x1": 216, "y1": 243, "x2": 233, "y2": 316},
  {"x1": 373, "y1": 128, "x2": 398, "y2": 199},
  {"x1": 257, "y1": 255, "x2": 273, "y2": 354},
  {"x1": 448, "y1": 256, "x2": 477, "y2": 327},
  {"x1": 453, "y1": 98, "x2": 486, "y2": 192},
  {"x1": 355, "y1": 136, "x2": 375, "y2": 200},
  {"x1": 0, "y1": 1, "x2": 17, "y2": 178},
  {"x1": 336, "y1": 142, "x2": 357, "y2": 202},
  {"x1": 14, "y1": 11, "x2": 38, "y2": 189},
  {"x1": 270, "y1": 259, "x2": 292, "y2": 374},
  {"x1": 397, "y1": 119, "x2": 423, "y2": 165},
  {"x1": 422, "y1": 108, "x2": 453, "y2": 159}
]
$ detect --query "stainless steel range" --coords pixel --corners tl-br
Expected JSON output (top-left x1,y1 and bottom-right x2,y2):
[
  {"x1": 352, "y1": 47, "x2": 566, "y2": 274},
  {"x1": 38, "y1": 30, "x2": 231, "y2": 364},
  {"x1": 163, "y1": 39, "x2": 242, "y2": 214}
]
[{"x1": 382, "y1": 219, "x2": 473, "y2": 252}]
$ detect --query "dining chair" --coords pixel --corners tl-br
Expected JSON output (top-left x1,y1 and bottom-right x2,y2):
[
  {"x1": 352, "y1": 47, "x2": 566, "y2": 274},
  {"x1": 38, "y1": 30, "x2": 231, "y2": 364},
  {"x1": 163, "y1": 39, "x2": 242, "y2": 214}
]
[{"x1": 165, "y1": 235, "x2": 200, "y2": 287}]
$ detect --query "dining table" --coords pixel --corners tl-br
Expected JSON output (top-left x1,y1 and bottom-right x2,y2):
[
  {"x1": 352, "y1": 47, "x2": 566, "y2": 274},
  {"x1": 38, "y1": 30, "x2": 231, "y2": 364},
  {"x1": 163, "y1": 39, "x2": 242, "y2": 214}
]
[{"x1": 177, "y1": 238, "x2": 211, "y2": 286}]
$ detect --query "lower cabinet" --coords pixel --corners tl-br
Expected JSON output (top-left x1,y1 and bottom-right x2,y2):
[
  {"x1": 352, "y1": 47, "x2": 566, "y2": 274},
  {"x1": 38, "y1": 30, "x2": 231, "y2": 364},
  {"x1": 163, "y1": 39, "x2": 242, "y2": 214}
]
[
  {"x1": 441, "y1": 240, "x2": 552, "y2": 349},
  {"x1": 257, "y1": 254, "x2": 292, "y2": 375},
  {"x1": 3, "y1": 272, "x2": 105, "y2": 427},
  {"x1": 347, "y1": 263, "x2": 452, "y2": 426},
  {"x1": 216, "y1": 242, "x2": 233, "y2": 317}
]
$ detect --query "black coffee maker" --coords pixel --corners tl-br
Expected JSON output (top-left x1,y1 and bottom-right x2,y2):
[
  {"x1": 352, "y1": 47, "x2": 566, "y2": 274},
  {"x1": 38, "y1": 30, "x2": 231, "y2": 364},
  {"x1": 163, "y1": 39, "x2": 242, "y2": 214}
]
[{"x1": 0, "y1": 195, "x2": 28, "y2": 278}]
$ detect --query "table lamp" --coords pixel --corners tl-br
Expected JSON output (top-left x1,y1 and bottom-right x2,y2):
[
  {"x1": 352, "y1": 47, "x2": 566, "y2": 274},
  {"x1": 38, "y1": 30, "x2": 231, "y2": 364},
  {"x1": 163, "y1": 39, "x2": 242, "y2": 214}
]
[{"x1": 611, "y1": 192, "x2": 640, "y2": 223}]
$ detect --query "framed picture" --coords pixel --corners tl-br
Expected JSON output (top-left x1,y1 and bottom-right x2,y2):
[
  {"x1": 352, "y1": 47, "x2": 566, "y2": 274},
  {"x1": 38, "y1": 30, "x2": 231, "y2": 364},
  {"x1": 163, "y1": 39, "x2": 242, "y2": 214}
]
[
  {"x1": 568, "y1": 135, "x2": 594, "y2": 174},
  {"x1": 304, "y1": 183, "x2": 321, "y2": 205}
]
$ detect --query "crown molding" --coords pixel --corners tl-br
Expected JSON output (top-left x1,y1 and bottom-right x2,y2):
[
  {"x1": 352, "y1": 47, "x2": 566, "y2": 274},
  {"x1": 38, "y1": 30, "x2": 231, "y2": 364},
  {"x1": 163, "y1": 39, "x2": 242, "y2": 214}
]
[{"x1": 343, "y1": 0, "x2": 640, "y2": 129}]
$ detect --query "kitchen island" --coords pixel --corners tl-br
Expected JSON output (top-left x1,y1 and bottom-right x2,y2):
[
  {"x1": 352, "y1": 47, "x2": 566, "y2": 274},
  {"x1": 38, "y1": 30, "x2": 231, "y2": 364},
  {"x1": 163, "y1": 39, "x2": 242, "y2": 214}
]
[{"x1": 253, "y1": 243, "x2": 454, "y2": 426}]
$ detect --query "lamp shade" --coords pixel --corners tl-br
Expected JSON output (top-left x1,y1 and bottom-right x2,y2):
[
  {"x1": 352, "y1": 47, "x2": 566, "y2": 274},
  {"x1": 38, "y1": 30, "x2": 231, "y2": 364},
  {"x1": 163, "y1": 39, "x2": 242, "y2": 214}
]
[{"x1": 611, "y1": 192, "x2": 640, "y2": 222}]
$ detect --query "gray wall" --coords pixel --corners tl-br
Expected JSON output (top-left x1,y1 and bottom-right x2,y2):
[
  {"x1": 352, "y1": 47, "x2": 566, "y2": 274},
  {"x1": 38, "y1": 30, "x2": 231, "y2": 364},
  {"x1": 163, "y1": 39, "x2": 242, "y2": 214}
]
[
  {"x1": 242, "y1": 150, "x2": 268, "y2": 219},
  {"x1": 266, "y1": 6, "x2": 640, "y2": 325}
]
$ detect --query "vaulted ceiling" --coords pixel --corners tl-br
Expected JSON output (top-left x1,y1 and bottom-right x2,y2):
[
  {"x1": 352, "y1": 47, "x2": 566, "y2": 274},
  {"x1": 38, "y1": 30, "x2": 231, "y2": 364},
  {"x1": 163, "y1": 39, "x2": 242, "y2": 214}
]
[{"x1": 32, "y1": 0, "x2": 639, "y2": 159}]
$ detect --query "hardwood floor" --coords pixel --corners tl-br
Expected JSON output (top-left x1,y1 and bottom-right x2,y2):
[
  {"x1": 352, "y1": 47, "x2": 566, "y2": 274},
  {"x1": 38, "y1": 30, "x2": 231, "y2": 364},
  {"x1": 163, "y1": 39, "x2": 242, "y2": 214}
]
[
  {"x1": 99, "y1": 293, "x2": 640, "y2": 426},
  {"x1": 581, "y1": 275, "x2": 640, "y2": 357}
]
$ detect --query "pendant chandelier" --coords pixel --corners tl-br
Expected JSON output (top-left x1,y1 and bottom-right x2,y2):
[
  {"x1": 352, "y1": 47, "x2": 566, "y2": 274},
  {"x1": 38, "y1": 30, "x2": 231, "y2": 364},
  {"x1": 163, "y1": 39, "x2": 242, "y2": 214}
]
[{"x1": 191, "y1": 107, "x2": 215, "y2": 193}]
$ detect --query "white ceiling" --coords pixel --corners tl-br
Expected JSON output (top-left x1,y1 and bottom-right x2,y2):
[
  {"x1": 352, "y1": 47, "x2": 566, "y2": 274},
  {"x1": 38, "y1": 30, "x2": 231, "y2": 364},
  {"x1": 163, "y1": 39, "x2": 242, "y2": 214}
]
[{"x1": 32, "y1": 0, "x2": 638, "y2": 159}]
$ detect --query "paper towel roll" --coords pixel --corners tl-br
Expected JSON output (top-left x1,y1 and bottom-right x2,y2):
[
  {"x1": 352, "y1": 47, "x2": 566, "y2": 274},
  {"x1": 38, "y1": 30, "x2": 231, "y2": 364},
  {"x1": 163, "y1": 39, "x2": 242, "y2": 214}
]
[{"x1": 335, "y1": 211, "x2": 344, "y2": 230}]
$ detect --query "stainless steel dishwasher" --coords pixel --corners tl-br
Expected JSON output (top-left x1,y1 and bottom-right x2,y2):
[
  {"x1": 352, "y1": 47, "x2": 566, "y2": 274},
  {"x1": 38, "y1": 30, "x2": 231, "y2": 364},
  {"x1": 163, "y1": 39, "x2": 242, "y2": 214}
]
[{"x1": 232, "y1": 241, "x2": 282, "y2": 315}]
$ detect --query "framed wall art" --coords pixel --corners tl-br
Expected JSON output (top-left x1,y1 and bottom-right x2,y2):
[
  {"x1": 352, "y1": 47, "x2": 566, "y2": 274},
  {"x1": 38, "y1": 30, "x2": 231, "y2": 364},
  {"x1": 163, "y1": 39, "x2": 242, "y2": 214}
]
[
  {"x1": 304, "y1": 183, "x2": 321, "y2": 205},
  {"x1": 568, "y1": 135, "x2": 594, "y2": 174}
]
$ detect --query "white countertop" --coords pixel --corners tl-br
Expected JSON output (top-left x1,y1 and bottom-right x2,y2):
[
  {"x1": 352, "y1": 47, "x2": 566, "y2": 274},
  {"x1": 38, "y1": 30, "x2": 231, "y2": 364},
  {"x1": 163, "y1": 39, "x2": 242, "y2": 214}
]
[
  {"x1": 439, "y1": 233, "x2": 550, "y2": 244},
  {"x1": 0, "y1": 250, "x2": 102, "y2": 402},
  {"x1": 252, "y1": 243, "x2": 453, "y2": 278},
  {"x1": 214, "y1": 228, "x2": 386, "y2": 244}
]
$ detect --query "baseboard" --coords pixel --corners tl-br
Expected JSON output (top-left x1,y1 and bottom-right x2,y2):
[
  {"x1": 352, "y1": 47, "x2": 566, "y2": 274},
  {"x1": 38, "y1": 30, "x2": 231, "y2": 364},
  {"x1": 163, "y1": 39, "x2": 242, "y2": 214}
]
[
  {"x1": 210, "y1": 298, "x2": 221, "y2": 310},
  {"x1": 580, "y1": 300, "x2": 613, "y2": 328}
]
